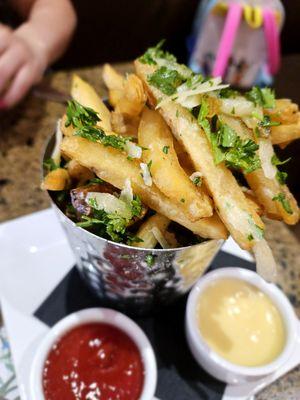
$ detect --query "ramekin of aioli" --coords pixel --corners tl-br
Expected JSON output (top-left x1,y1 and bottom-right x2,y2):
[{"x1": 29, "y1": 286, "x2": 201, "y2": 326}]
[{"x1": 186, "y1": 268, "x2": 299, "y2": 384}]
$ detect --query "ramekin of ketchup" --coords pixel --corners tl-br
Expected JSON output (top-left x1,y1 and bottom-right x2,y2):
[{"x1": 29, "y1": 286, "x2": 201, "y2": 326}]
[{"x1": 30, "y1": 308, "x2": 157, "y2": 400}]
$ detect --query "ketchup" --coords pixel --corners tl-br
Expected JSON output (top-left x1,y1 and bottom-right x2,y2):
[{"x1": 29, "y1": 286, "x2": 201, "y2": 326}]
[{"x1": 43, "y1": 323, "x2": 144, "y2": 400}]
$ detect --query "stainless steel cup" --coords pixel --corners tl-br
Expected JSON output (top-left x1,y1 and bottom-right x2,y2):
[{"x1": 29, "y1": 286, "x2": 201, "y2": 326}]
[{"x1": 44, "y1": 135, "x2": 223, "y2": 315}]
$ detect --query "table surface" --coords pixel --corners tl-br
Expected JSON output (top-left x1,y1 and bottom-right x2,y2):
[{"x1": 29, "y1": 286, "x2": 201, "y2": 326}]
[{"x1": 0, "y1": 63, "x2": 300, "y2": 399}]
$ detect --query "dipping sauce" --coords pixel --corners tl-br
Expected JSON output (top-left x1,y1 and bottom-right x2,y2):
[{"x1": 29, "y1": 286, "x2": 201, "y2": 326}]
[
  {"x1": 43, "y1": 323, "x2": 144, "y2": 400},
  {"x1": 197, "y1": 278, "x2": 286, "y2": 367}
]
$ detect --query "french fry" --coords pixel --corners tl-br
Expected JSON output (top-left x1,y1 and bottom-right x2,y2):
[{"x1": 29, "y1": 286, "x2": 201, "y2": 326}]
[
  {"x1": 135, "y1": 60, "x2": 263, "y2": 250},
  {"x1": 103, "y1": 64, "x2": 146, "y2": 117},
  {"x1": 271, "y1": 116, "x2": 300, "y2": 145},
  {"x1": 67, "y1": 159, "x2": 94, "y2": 183},
  {"x1": 220, "y1": 114, "x2": 299, "y2": 225},
  {"x1": 111, "y1": 111, "x2": 140, "y2": 137},
  {"x1": 61, "y1": 135, "x2": 228, "y2": 240},
  {"x1": 265, "y1": 99, "x2": 298, "y2": 125},
  {"x1": 41, "y1": 168, "x2": 70, "y2": 191},
  {"x1": 133, "y1": 213, "x2": 170, "y2": 248},
  {"x1": 138, "y1": 107, "x2": 213, "y2": 220},
  {"x1": 71, "y1": 74, "x2": 112, "y2": 131}
]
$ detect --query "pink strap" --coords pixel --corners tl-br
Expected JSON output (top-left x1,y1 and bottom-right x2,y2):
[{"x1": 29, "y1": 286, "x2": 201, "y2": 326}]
[
  {"x1": 212, "y1": 2, "x2": 243, "y2": 78},
  {"x1": 263, "y1": 8, "x2": 280, "y2": 75}
]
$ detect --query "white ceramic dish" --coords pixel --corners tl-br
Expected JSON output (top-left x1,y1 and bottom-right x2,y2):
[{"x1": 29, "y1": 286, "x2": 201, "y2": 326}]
[
  {"x1": 186, "y1": 267, "x2": 299, "y2": 385},
  {"x1": 30, "y1": 307, "x2": 157, "y2": 400},
  {"x1": 1, "y1": 209, "x2": 300, "y2": 400}
]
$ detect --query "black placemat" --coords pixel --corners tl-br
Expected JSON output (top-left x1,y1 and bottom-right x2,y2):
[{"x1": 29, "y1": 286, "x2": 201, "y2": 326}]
[{"x1": 34, "y1": 250, "x2": 255, "y2": 400}]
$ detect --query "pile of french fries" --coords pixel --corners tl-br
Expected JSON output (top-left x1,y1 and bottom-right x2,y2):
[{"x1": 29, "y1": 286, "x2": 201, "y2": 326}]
[{"x1": 42, "y1": 44, "x2": 300, "y2": 279}]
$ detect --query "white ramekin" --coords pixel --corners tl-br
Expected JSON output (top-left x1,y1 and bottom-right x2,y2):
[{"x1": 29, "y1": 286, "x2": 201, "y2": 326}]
[
  {"x1": 30, "y1": 308, "x2": 157, "y2": 400},
  {"x1": 185, "y1": 267, "x2": 299, "y2": 384}
]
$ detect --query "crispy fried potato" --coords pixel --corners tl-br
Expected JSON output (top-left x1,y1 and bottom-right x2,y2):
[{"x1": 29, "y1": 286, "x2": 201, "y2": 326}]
[
  {"x1": 60, "y1": 115, "x2": 73, "y2": 137},
  {"x1": 111, "y1": 111, "x2": 140, "y2": 137},
  {"x1": 42, "y1": 168, "x2": 70, "y2": 191},
  {"x1": 138, "y1": 107, "x2": 213, "y2": 221},
  {"x1": 133, "y1": 213, "x2": 170, "y2": 248},
  {"x1": 103, "y1": 64, "x2": 146, "y2": 117},
  {"x1": 271, "y1": 115, "x2": 300, "y2": 145},
  {"x1": 244, "y1": 190, "x2": 264, "y2": 216},
  {"x1": 71, "y1": 74, "x2": 112, "y2": 131},
  {"x1": 135, "y1": 60, "x2": 263, "y2": 250},
  {"x1": 220, "y1": 114, "x2": 299, "y2": 225},
  {"x1": 67, "y1": 159, "x2": 94, "y2": 183},
  {"x1": 265, "y1": 99, "x2": 298, "y2": 125},
  {"x1": 61, "y1": 135, "x2": 228, "y2": 240}
]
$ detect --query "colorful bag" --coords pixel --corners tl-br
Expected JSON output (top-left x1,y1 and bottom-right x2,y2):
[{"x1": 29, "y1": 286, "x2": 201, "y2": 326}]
[{"x1": 188, "y1": 0, "x2": 285, "y2": 88}]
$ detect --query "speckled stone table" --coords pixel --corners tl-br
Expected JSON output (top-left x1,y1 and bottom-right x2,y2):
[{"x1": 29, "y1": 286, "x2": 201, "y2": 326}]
[{"x1": 0, "y1": 64, "x2": 299, "y2": 399}]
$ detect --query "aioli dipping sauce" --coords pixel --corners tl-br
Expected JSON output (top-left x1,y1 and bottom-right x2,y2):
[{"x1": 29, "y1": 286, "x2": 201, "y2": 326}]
[
  {"x1": 43, "y1": 323, "x2": 144, "y2": 400},
  {"x1": 197, "y1": 278, "x2": 286, "y2": 367}
]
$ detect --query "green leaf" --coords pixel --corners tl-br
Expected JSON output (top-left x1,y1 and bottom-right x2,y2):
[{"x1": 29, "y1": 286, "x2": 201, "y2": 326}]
[
  {"x1": 271, "y1": 154, "x2": 291, "y2": 166},
  {"x1": 193, "y1": 176, "x2": 202, "y2": 186},
  {"x1": 65, "y1": 100, "x2": 100, "y2": 128},
  {"x1": 145, "y1": 254, "x2": 156, "y2": 267},
  {"x1": 139, "y1": 40, "x2": 177, "y2": 65},
  {"x1": 131, "y1": 195, "x2": 143, "y2": 217},
  {"x1": 245, "y1": 87, "x2": 276, "y2": 109},
  {"x1": 219, "y1": 88, "x2": 239, "y2": 99},
  {"x1": 162, "y1": 145, "x2": 169, "y2": 154},
  {"x1": 272, "y1": 193, "x2": 293, "y2": 214},
  {"x1": 88, "y1": 177, "x2": 104, "y2": 185},
  {"x1": 43, "y1": 158, "x2": 59, "y2": 172},
  {"x1": 258, "y1": 115, "x2": 280, "y2": 128},
  {"x1": 276, "y1": 171, "x2": 288, "y2": 185},
  {"x1": 217, "y1": 123, "x2": 237, "y2": 147},
  {"x1": 148, "y1": 66, "x2": 184, "y2": 96},
  {"x1": 75, "y1": 126, "x2": 128, "y2": 150}
]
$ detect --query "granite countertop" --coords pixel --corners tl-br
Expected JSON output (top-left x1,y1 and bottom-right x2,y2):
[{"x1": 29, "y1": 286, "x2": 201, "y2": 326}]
[{"x1": 0, "y1": 64, "x2": 299, "y2": 399}]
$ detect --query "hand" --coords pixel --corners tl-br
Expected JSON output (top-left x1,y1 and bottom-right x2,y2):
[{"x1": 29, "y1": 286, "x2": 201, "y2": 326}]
[{"x1": 0, "y1": 23, "x2": 48, "y2": 108}]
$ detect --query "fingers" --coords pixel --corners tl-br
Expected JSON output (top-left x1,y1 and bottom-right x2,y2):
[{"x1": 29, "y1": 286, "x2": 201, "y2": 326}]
[
  {"x1": 0, "y1": 44, "x2": 26, "y2": 94},
  {"x1": 0, "y1": 24, "x2": 13, "y2": 55},
  {"x1": 2, "y1": 65, "x2": 36, "y2": 107}
]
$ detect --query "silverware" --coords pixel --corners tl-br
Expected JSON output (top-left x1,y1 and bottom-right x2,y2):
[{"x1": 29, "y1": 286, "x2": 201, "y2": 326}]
[{"x1": 33, "y1": 84, "x2": 71, "y2": 104}]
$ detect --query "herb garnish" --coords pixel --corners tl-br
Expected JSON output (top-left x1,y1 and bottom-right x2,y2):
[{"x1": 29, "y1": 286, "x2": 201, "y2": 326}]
[
  {"x1": 148, "y1": 66, "x2": 184, "y2": 96},
  {"x1": 245, "y1": 87, "x2": 275, "y2": 109},
  {"x1": 145, "y1": 254, "x2": 156, "y2": 267},
  {"x1": 272, "y1": 193, "x2": 293, "y2": 214},
  {"x1": 163, "y1": 146, "x2": 169, "y2": 154},
  {"x1": 43, "y1": 158, "x2": 59, "y2": 172},
  {"x1": 193, "y1": 176, "x2": 202, "y2": 186},
  {"x1": 219, "y1": 88, "x2": 239, "y2": 99},
  {"x1": 139, "y1": 40, "x2": 177, "y2": 65},
  {"x1": 65, "y1": 100, "x2": 100, "y2": 128},
  {"x1": 198, "y1": 100, "x2": 260, "y2": 173},
  {"x1": 66, "y1": 100, "x2": 131, "y2": 151},
  {"x1": 272, "y1": 155, "x2": 291, "y2": 185},
  {"x1": 88, "y1": 177, "x2": 104, "y2": 185}
]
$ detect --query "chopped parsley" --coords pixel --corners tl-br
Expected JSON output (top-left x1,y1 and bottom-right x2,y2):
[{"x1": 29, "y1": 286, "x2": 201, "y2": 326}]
[
  {"x1": 87, "y1": 177, "x2": 104, "y2": 185},
  {"x1": 258, "y1": 115, "x2": 280, "y2": 129},
  {"x1": 272, "y1": 193, "x2": 293, "y2": 214},
  {"x1": 66, "y1": 100, "x2": 131, "y2": 151},
  {"x1": 198, "y1": 101, "x2": 260, "y2": 174},
  {"x1": 139, "y1": 40, "x2": 177, "y2": 65},
  {"x1": 148, "y1": 66, "x2": 184, "y2": 96},
  {"x1": 180, "y1": 198, "x2": 185, "y2": 203},
  {"x1": 65, "y1": 100, "x2": 100, "y2": 128},
  {"x1": 77, "y1": 194, "x2": 143, "y2": 243},
  {"x1": 271, "y1": 154, "x2": 291, "y2": 166},
  {"x1": 163, "y1": 146, "x2": 169, "y2": 154},
  {"x1": 272, "y1": 154, "x2": 291, "y2": 185},
  {"x1": 245, "y1": 87, "x2": 276, "y2": 109},
  {"x1": 219, "y1": 88, "x2": 239, "y2": 98},
  {"x1": 147, "y1": 160, "x2": 153, "y2": 171},
  {"x1": 193, "y1": 176, "x2": 202, "y2": 186},
  {"x1": 43, "y1": 158, "x2": 59, "y2": 172},
  {"x1": 276, "y1": 171, "x2": 288, "y2": 185},
  {"x1": 145, "y1": 254, "x2": 156, "y2": 267},
  {"x1": 247, "y1": 233, "x2": 254, "y2": 241}
]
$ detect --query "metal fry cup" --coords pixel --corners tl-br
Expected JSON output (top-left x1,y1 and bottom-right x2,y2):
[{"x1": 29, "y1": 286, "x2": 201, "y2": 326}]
[{"x1": 44, "y1": 134, "x2": 223, "y2": 315}]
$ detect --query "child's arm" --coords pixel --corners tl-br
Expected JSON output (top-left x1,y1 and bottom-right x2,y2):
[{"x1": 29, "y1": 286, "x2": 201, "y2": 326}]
[{"x1": 0, "y1": 0, "x2": 77, "y2": 108}]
